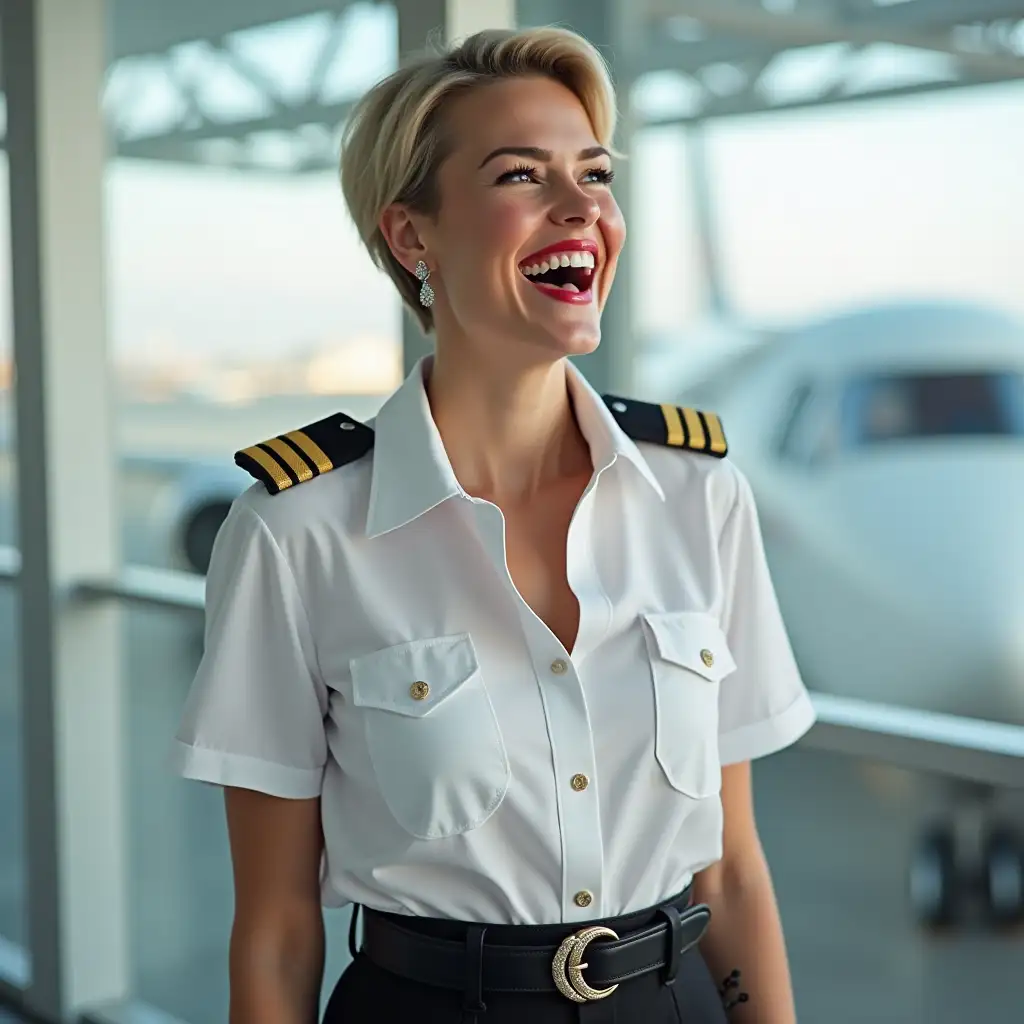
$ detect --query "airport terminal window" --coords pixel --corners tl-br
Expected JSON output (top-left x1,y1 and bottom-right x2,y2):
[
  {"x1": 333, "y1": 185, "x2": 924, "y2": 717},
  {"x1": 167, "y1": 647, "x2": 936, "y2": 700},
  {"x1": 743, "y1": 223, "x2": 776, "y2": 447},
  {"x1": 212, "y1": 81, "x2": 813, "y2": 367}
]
[{"x1": 840, "y1": 371, "x2": 1024, "y2": 446}]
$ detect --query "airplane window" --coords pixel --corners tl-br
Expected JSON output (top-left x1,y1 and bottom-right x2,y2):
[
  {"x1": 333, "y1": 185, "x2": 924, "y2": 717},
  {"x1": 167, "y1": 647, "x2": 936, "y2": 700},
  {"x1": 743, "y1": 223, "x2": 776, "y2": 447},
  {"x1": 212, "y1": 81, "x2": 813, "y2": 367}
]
[
  {"x1": 775, "y1": 382, "x2": 815, "y2": 461},
  {"x1": 841, "y1": 372, "x2": 1024, "y2": 445}
]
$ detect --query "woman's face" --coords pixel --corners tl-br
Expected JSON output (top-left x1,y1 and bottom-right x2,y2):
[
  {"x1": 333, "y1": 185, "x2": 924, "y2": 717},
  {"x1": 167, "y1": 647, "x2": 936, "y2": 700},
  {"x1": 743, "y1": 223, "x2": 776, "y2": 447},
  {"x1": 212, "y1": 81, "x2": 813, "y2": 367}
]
[{"x1": 399, "y1": 74, "x2": 625, "y2": 362}]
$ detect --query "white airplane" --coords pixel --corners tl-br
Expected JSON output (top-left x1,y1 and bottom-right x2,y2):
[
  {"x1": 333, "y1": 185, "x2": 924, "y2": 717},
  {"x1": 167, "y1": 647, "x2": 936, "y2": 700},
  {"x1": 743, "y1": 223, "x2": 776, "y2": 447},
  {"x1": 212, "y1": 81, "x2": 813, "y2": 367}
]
[
  {"x1": 148, "y1": 299, "x2": 1024, "y2": 930},
  {"x1": 645, "y1": 299, "x2": 1024, "y2": 931}
]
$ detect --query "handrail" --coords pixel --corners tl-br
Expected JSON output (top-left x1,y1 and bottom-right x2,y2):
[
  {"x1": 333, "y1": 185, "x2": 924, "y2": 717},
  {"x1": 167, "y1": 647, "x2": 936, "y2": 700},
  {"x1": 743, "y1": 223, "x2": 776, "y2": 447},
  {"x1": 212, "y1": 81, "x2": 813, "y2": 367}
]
[
  {"x1": 1, "y1": 543, "x2": 1022, "y2": 787},
  {"x1": 801, "y1": 693, "x2": 1024, "y2": 790},
  {"x1": 74, "y1": 565, "x2": 205, "y2": 614}
]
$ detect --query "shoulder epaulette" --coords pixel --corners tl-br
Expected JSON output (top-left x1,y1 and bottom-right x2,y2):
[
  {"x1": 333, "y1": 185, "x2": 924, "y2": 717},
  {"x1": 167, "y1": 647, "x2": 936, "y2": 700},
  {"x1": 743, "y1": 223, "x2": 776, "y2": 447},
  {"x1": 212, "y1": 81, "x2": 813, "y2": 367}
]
[
  {"x1": 602, "y1": 394, "x2": 728, "y2": 458},
  {"x1": 234, "y1": 411, "x2": 375, "y2": 495}
]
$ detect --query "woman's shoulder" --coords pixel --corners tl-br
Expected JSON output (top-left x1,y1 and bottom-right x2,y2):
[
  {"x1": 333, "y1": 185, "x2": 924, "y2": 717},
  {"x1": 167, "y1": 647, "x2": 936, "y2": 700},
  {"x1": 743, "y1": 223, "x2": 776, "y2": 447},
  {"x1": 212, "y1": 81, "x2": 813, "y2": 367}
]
[
  {"x1": 603, "y1": 390, "x2": 744, "y2": 513},
  {"x1": 228, "y1": 409, "x2": 377, "y2": 544}
]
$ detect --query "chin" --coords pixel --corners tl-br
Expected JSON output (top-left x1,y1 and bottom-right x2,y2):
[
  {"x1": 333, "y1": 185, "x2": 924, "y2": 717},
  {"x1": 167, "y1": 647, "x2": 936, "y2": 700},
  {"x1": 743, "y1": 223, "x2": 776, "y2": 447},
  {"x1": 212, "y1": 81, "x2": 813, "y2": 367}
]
[{"x1": 537, "y1": 321, "x2": 601, "y2": 360}]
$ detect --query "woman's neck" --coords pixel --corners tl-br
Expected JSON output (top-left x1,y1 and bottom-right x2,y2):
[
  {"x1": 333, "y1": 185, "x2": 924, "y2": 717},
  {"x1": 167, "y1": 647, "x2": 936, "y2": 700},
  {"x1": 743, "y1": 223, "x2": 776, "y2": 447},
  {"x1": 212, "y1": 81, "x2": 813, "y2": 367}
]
[{"x1": 424, "y1": 347, "x2": 593, "y2": 504}]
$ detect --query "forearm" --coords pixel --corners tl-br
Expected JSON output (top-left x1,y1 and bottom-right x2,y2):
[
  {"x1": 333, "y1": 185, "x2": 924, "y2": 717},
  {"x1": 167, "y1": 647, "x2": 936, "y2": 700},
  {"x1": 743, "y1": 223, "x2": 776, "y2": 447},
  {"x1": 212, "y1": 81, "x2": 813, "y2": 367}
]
[
  {"x1": 695, "y1": 860, "x2": 797, "y2": 1023},
  {"x1": 228, "y1": 913, "x2": 326, "y2": 1024}
]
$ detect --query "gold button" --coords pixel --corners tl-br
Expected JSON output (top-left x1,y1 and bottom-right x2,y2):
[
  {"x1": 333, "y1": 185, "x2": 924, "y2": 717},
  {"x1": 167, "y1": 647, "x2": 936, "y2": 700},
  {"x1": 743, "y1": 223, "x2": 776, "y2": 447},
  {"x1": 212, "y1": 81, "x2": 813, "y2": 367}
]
[
  {"x1": 574, "y1": 890, "x2": 593, "y2": 909},
  {"x1": 700, "y1": 649, "x2": 714, "y2": 668},
  {"x1": 410, "y1": 681, "x2": 430, "y2": 701},
  {"x1": 550, "y1": 659, "x2": 568, "y2": 675},
  {"x1": 570, "y1": 773, "x2": 589, "y2": 792}
]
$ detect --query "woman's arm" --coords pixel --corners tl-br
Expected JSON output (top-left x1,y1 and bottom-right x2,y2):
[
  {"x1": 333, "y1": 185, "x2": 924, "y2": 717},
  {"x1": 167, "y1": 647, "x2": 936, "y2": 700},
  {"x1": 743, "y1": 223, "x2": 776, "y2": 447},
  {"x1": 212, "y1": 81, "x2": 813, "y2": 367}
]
[
  {"x1": 224, "y1": 788, "x2": 326, "y2": 1024},
  {"x1": 693, "y1": 761, "x2": 798, "y2": 1023}
]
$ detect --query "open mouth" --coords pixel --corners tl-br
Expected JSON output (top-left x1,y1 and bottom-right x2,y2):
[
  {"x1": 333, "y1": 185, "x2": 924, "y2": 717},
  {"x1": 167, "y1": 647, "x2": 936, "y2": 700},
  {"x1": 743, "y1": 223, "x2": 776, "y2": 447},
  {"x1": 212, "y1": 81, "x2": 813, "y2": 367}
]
[{"x1": 518, "y1": 243, "x2": 598, "y2": 304}]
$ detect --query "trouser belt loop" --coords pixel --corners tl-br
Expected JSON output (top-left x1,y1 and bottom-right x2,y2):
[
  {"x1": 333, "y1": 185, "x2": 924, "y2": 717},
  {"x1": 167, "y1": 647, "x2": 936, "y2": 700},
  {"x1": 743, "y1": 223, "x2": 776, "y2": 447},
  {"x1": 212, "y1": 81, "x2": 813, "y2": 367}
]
[
  {"x1": 348, "y1": 904, "x2": 362, "y2": 960},
  {"x1": 658, "y1": 904, "x2": 684, "y2": 986},
  {"x1": 461, "y1": 923, "x2": 488, "y2": 1022}
]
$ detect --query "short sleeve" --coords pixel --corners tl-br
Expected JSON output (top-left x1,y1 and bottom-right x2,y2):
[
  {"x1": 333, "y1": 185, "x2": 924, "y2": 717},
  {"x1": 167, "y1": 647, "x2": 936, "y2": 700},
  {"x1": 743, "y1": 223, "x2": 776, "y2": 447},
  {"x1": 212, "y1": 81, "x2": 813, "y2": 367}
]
[
  {"x1": 168, "y1": 500, "x2": 329, "y2": 798},
  {"x1": 716, "y1": 467, "x2": 816, "y2": 765}
]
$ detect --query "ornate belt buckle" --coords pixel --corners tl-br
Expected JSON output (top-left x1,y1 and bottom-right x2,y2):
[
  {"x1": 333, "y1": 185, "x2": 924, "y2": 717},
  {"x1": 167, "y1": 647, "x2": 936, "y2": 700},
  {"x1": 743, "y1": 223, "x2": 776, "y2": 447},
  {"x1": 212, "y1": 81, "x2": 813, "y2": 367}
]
[{"x1": 551, "y1": 925, "x2": 619, "y2": 1003}]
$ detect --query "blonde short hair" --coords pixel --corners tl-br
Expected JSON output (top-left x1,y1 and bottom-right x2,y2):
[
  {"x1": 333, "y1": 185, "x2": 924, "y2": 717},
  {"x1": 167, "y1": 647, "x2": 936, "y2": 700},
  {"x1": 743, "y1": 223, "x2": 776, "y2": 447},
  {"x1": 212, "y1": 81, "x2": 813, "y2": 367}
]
[{"x1": 339, "y1": 26, "x2": 618, "y2": 333}]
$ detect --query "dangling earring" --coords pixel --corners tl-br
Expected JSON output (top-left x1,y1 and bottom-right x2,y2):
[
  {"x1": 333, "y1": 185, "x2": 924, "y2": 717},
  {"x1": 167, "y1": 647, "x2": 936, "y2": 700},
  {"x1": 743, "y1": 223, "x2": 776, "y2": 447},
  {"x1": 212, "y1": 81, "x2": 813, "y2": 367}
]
[{"x1": 415, "y1": 260, "x2": 434, "y2": 308}]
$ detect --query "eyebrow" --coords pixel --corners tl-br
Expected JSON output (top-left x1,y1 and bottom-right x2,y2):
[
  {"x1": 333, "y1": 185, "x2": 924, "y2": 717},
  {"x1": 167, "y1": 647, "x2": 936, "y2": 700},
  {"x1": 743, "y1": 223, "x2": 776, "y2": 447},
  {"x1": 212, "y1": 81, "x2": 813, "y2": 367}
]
[{"x1": 477, "y1": 145, "x2": 610, "y2": 169}]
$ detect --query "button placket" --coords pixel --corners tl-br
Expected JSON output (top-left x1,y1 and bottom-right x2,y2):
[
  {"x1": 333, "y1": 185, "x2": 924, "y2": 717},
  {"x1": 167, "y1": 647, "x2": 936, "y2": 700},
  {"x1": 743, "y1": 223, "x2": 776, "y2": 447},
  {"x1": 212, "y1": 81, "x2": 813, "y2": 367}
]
[{"x1": 529, "y1": 648, "x2": 604, "y2": 921}]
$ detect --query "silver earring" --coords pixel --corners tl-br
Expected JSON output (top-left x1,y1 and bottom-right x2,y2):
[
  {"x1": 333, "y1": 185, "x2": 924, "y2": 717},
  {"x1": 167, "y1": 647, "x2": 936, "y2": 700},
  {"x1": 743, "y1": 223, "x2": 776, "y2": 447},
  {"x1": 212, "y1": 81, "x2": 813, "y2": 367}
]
[{"x1": 415, "y1": 260, "x2": 434, "y2": 308}]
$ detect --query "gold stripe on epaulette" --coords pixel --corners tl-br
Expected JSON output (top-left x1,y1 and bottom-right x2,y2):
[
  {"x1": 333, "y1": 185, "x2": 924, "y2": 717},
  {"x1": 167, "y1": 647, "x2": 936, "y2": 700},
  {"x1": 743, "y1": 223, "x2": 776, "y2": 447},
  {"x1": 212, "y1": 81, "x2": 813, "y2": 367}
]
[
  {"x1": 704, "y1": 413, "x2": 727, "y2": 455},
  {"x1": 240, "y1": 445, "x2": 291, "y2": 491},
  {"x1": 265, "y1": 436, "x2": 313, "y2": 483},
  {"x1": 682, "y1": 407, "x2": 706, "y2": 451},
  {"x1": 285, "y1": 429, "x2": 333, "y2": 474},
  {"x1": 660, "y1": 403, "x2": 685, "y2": 447}
]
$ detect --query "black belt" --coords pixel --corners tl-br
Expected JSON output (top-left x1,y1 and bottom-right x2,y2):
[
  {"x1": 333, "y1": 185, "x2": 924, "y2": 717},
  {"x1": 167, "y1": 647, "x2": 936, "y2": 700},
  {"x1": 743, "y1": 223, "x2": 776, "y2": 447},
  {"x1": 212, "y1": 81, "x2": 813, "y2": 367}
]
[{"x1": 357, "y1": 888, "x2": 711, "y2": 1009}]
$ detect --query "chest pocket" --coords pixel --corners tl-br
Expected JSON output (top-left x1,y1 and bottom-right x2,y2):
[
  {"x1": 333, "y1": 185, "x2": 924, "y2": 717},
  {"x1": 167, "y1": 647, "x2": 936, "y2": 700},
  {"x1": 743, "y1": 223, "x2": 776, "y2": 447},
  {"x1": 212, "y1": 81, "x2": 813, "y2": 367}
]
[
  {"x1": 641, "y1": 611, "x2": 737, "y2": 799},
  {"x1": 350, "y1": 633, "x2": 510, "y2": 840}
]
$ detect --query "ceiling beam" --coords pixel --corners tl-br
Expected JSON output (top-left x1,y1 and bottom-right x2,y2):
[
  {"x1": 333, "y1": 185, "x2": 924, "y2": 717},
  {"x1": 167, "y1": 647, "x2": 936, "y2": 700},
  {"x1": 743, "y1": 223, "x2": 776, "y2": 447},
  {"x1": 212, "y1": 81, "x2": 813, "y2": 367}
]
[
  {"x1": 644, "y1": 0, "x2": 1024, "y2": 81},
  {"x1": 641, "y1": 75, "x2": 998, "y2": 126},
  {"x1": 116, "y1": 96, "x2": 357, "y2": 154},
  {"x1": 110, "y1": 0, "x2": 359, "y2": 59},
  {"x1": 839, "y1": 0, "x2": 1024, "y2": 31}
]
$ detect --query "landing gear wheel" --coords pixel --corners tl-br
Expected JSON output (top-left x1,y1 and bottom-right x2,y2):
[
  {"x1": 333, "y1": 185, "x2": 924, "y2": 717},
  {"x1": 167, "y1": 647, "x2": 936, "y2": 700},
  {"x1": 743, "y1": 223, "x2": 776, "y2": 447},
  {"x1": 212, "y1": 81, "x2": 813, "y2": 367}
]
[
  {"x1": 908, "y1": 825, "x2": 959, "y2": 928},
  {"x1": 981, "y1": 827, "x2": 1024, "y2": 927}
]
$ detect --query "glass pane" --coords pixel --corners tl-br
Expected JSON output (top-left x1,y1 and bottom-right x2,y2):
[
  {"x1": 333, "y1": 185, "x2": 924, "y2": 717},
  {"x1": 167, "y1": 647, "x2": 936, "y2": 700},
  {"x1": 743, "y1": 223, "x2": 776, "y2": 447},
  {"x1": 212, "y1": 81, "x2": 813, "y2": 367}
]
[
  {"x1": 113, "y1": 4, "x2": 399, "y2": 1019},
  {"x1": 0, "y1": 554, "x2": 23, "y2": 958},
  {"x1": 758, "y1": 745, "x2": 1024, "y2": 1020},
  {"x1": 0, "y1": 155, "x2": 25, "y2": 960},
  {"x1": 108, "y1": 3, "x2": 400, "y2": 579},
  {"x1": 126, "y1": 603, "x2": 354, "y2": 1022},
  {"x1": 133, "y1": 585, "x2": 1024, "y2": 1024}
]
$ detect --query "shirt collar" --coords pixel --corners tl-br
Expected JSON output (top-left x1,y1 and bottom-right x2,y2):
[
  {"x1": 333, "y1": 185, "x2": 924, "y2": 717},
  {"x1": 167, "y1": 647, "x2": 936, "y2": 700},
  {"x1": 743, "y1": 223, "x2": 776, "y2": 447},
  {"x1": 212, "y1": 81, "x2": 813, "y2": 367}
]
[{"x1": 365, "y1": 355, "x2": 664, "y2": 539}]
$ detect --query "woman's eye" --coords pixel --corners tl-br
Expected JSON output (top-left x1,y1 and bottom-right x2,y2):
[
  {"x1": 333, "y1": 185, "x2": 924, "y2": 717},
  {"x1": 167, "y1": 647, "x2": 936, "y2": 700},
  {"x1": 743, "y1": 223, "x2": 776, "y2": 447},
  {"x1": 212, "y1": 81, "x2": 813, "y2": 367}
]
[
  {"x1": 497, "y1": 165, "x2": 537, "y2": 185},
  {"x1": 584, "y1": 167, "x2": 615, "y2": 185}
]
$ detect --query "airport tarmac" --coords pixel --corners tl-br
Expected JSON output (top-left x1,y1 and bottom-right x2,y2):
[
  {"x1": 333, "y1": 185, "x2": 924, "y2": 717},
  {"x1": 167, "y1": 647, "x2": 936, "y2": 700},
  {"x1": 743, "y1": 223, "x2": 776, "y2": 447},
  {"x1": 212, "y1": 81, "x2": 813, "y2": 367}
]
[{"x1": 0, "y1": 397, "x2": 1022, "y2": 1022}]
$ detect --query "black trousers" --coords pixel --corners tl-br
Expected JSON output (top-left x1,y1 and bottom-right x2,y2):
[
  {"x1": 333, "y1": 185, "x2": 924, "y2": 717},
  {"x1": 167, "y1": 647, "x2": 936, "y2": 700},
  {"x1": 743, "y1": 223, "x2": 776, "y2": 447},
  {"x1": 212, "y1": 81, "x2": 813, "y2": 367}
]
[{"x1": 323, "y1": 893, "x2": 731, "y2": 1024}]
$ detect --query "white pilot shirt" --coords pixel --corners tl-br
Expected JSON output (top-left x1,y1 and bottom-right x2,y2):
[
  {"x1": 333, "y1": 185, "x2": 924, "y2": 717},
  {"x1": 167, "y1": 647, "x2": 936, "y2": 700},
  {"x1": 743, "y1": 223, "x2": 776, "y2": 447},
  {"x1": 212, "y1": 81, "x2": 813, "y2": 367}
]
[{"x1": 170, "y1": 354, "x2": 816, "y2": 926}]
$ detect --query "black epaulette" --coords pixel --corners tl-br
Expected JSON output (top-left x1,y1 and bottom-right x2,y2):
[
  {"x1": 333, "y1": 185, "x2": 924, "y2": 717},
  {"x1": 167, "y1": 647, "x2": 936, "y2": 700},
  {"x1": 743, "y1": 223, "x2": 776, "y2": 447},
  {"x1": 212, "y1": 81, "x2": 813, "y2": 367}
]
[
  {"x1": 602, "y1": 394, "x2": 728, "y2": 458},
  {"x1": 234, "y1": 411, "x2": 375, "y2": 495}
]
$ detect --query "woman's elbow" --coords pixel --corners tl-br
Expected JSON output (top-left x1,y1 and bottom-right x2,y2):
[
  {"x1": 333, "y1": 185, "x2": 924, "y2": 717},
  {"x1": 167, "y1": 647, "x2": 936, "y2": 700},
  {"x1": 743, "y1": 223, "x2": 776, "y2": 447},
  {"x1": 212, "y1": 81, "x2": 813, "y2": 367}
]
[{"x1": 229, "y1": 906, "x2": 325, "y2": 1024}]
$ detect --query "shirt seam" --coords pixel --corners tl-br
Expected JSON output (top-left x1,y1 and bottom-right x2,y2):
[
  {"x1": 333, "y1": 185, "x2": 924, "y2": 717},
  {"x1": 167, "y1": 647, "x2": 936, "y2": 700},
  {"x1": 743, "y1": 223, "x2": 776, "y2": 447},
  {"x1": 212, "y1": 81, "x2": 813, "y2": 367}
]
[
  {"x1": 174, "y1": 737, "x2": 324, "y2": 777},
  {"x1": 237, "y1": 502, "x2": 328, "y2": 692},
  {"x1": 713, "y1": 462, "x2": 745, "y2": 633}
]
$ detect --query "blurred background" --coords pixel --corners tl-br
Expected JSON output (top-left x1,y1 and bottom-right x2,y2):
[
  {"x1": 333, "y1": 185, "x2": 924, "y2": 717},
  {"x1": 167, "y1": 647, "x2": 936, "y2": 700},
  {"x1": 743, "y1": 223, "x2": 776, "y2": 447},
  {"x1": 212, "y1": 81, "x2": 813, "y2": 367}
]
[{"x1": 1, "y1": 1, "x2": 1024, "y2": 1022}]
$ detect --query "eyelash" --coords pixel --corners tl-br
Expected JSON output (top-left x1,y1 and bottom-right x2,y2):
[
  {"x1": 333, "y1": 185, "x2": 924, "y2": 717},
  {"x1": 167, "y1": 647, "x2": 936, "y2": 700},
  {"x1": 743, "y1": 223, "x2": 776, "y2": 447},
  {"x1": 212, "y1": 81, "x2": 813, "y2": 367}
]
[{"x1": 498, "y1": 163, "x2": 615, "y2": 186}]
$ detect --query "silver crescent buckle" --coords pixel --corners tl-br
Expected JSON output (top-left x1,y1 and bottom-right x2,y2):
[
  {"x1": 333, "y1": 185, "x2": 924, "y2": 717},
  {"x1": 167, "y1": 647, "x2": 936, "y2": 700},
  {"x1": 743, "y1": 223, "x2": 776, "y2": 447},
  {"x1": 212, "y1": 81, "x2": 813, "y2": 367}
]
[{"x1": 551, "y1": 925, "x2": 620, "y2": 1003}]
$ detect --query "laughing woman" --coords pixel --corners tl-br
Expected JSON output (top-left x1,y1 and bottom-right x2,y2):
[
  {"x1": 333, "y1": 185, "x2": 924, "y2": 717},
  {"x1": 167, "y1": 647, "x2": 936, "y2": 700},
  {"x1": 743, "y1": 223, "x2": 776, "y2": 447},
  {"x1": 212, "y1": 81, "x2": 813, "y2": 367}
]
[{"x1": 171, "y1": 25, "x2": 815, "y2": 1024}]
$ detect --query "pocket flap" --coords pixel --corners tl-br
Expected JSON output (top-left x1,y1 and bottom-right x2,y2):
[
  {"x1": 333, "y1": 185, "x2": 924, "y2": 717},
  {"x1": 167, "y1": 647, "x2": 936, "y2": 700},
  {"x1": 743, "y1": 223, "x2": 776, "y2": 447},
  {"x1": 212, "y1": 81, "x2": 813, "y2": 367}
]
[
  {"x1": 350, "y1": 633, "x2": 480, "y2": 717},
  {"x1": 642, "y1": 611, "x2": 737, "y2": 683}
]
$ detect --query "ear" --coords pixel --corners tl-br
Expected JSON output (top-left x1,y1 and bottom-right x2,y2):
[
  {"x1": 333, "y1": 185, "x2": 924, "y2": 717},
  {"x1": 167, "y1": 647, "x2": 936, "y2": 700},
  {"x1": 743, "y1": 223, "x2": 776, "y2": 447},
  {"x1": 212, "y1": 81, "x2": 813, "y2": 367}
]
[{"x1": 379, "y1": 203, "x2": 430, "y2": 275}]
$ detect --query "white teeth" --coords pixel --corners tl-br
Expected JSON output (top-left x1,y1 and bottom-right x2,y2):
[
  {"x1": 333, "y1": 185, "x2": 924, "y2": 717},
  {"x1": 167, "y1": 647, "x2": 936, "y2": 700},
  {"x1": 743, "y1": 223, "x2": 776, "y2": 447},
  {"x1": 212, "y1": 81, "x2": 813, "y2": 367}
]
[
  {"x1": 561, "y1": 283, "x2": 580, "y2": 292},
  {"x1": 519, "y1": 249, "x2": 598, "y2": 275}
]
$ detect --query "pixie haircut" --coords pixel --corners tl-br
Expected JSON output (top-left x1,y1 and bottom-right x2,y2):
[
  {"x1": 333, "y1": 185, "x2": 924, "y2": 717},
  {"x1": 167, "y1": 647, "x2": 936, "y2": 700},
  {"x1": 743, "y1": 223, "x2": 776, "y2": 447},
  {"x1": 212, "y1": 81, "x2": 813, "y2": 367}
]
[{"x1": 338, "y1": 26, "x2": 618, "y2": 333}]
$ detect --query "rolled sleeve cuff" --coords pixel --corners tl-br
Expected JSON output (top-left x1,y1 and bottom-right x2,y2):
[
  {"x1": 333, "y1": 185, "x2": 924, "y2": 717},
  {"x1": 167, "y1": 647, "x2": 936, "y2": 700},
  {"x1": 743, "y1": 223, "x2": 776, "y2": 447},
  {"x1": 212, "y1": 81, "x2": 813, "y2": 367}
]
[
  {"x1": 718, "y1": 689, "x2": 817, "y2": 766},
  {"x1": 168, "y1": 740, "x2": 325, "y2": 799}
]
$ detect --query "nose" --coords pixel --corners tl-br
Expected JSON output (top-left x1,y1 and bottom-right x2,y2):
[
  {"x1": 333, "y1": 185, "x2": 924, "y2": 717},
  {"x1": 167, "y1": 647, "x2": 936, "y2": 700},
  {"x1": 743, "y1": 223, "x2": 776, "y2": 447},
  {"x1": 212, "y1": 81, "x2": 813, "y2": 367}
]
[{"x1": 548, "y1": 181, "x2": 600, "y2": 228}]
